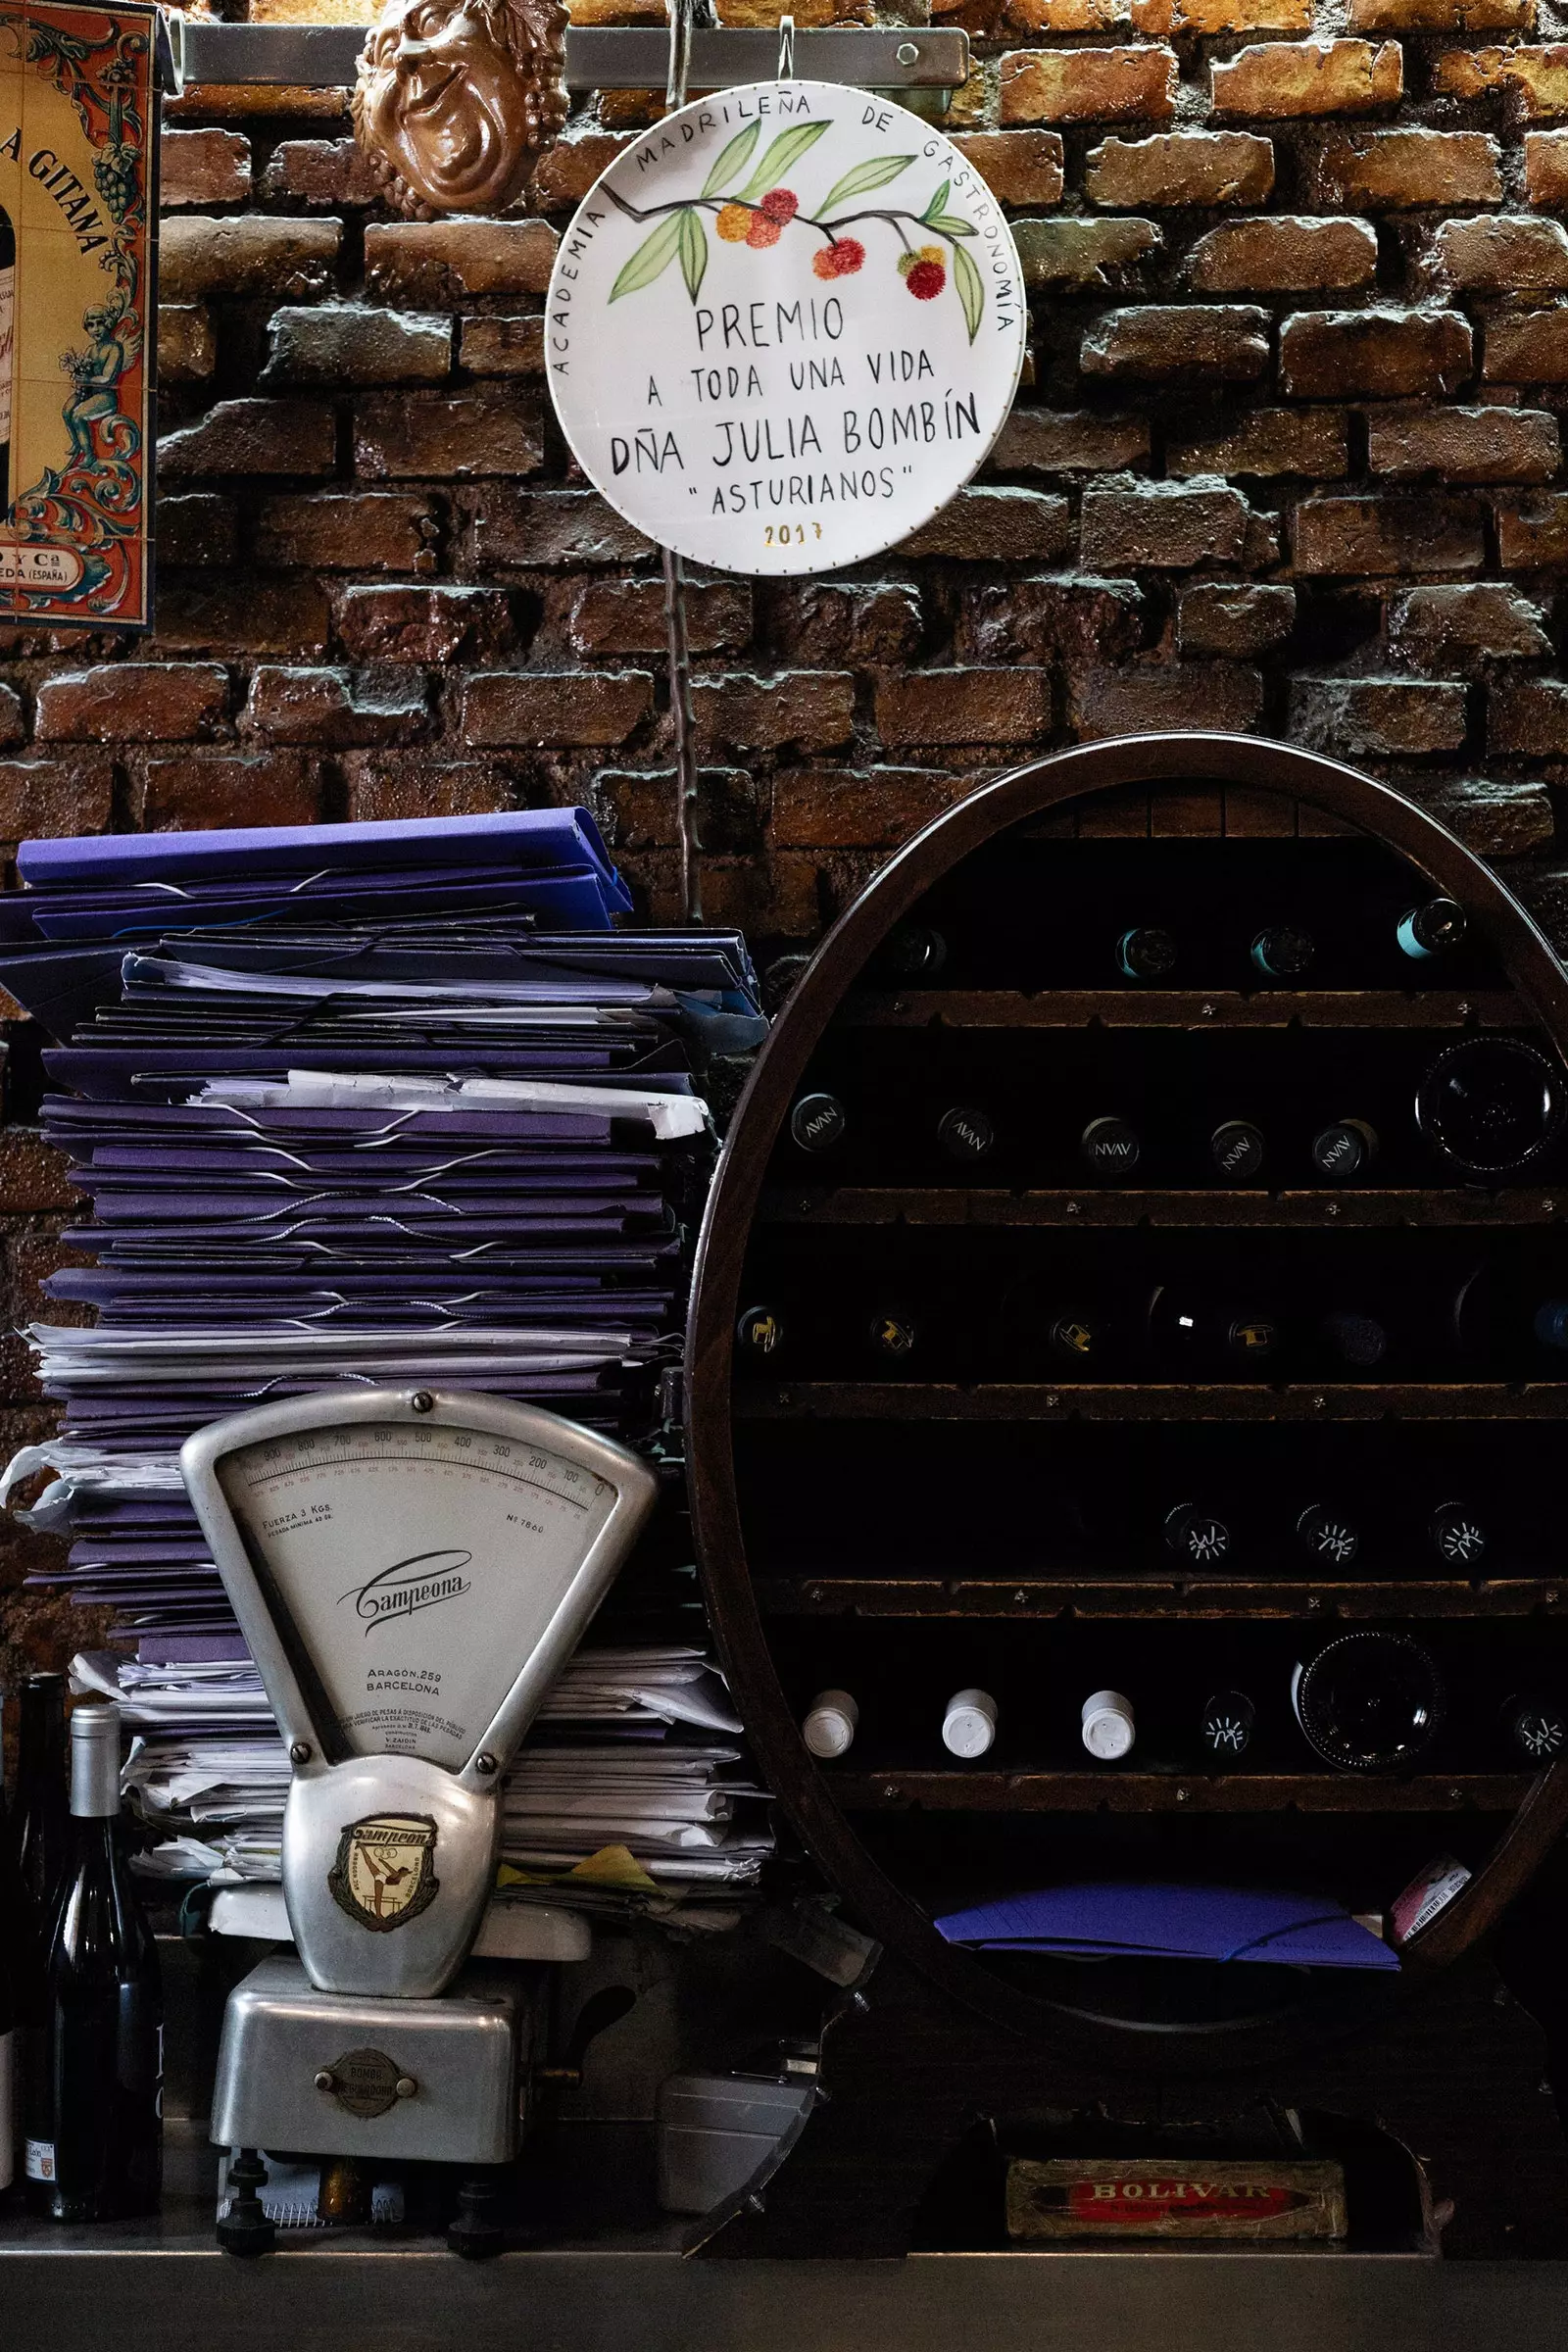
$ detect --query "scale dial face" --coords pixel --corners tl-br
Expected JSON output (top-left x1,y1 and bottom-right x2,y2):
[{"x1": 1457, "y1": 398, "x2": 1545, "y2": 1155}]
[{"x1": 216, "y1": 1419, "x2": 617, "y2": 1770}]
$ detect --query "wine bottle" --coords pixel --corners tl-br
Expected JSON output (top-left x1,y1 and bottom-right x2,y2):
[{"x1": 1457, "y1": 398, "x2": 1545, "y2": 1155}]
[
  {"x1": 1150, "y1": 1289, "x2": 1278, "y2": 1369},
  {"x1": 1165, "y1": 1501, "x2": 1233, "y2": 1569},
  {"x1": 866, "y1": 1305, "x2": 918, "y2": 1361},
  {"x1": 1116, "y1": 926, "x2": 1177, "y2": 983},
  {"x1": 1081, "y1": 1689, "x2": 1136, "y2": 1761},
  {"x1": 1397, "y1": 899, "x2": 1467, "y2": 961},
  {"x1": 1416, "y1": 1038, "x2": 1564, "y2": 1177},
  {"x1": 942, "y1": 1688, "x2": 997, "y2": 1759},
  {"x1": 875, "y1": 923, "x2": 948, "y2": 982},
  {"x1": 1251, "y1": 924, "x2": 1315, "y2": 981},
  {"x1": 1080, "y1": 1115, "x2": 1140, "y2": 1175},
  {"x1": 1429, "y1": 1499, "x2": 1488, "y2": 1569},
  {"x1": 789, "y1": 1091, "x2": 846, "y2": 1154},
  {"x1": 1297, "y1": 1501, "x2": 1361, "y2": 1568},
  {"x1": 25, "y1": 1700, "x2": 162, "y2": 2222},
  {"x1": 0, "y1": 201, "x2": 12, "y2": 516},
  {"x1": 1311, "y1": 1118, "x2": 1379, "y2": 1183},
  {"x1": 1320, "y1": 1308, "x2": 1389, "y2": 1369},
  {"x1": 0, "y1": 1694, "x2": 14, "y2": 2193},
  {"x1": 734, "y1": 1304, "x2": 784, "y2": 1360},
  {"x1": 1210, "y1": 1120, "x2": 1266, "y2": 1182},
  {"x1": 1535, "y1": 1300, "x2": 1568, "y2": 1352},
  {"x1": 1502, "y1": 1692, "x2": 1566, "y2": 1764},
  {"x1": 936, "y1": 1104, "x2": 995, "y2": 1164},
  {"x1": 802, "y1": 1690, "x2": 858, "y2": 1760},
  {"x1": 1049, "y1": 1310, "x2": 1105, "y2": 1367},
  {"x1": 1292, "y1": 1632, "x2": 1445, "y2": 1771},
  {"x1": 12, "y1": 1674, "x2": 70, "y2": 1931},
  {"x1": 1200, "y1": 1690, "x2": 1254, "y2": 1759}
]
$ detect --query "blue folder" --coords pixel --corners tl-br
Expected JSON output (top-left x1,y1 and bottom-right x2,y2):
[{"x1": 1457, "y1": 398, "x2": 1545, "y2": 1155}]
[{"x1": 936, "y1": 1882, "x2": 1399, "y2": 1971}]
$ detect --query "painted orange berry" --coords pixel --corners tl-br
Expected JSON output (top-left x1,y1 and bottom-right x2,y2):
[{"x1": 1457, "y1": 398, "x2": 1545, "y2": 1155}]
[
  {"x1": 760, "y1": 187, "x2": 799, "y2": 222},
  {"x1": 715, "y1": 202, "x2": 751, "y2": 241},
  {"x1": 906, "y1": 259, "x2": 945, "y2": 299},
  {"x1": 747, "y1": 213, "x2": 783, "y2": 248}
]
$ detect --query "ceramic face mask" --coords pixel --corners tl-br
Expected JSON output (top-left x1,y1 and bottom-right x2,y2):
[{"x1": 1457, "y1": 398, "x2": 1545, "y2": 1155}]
[{"x1": 354, "y1": 0, "x2": 567, "y2": 218}]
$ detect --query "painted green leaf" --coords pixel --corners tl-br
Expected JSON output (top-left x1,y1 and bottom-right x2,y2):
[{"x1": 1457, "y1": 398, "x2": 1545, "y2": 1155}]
[
  {"x1": 919, "y1": 176, "x2": 950, "y2": 221},
  {"x1": 817, "y1": 152, "x2": 916, "y2": 215},
  {"x1": 701, "y1": 119, "x2": 761, "y2": 197},
  {"x1": 610, "y1": 210, "x2": 687, "y2": 302},
  {"x1": 678, "y1": 205, "x2": 708, "y2": 301},
  {"x1": 952, "y1": 236, "x2": 984, "y2": 344},
  {"x1": 927, "y1": 212, "x2": 978, "y2": 237},
  {"x1": 736, "y1": 119, "x2": 830, "y2": 202}
]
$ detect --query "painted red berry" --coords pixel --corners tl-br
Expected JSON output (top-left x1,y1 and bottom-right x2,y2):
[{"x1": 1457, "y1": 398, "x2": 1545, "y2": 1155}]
[
  {"x1": 747, "y1": 213, "x2": 783, "y2": 248},
  {"x1": 906, "y1": 259, "x2": 945, "y2": 300},
  {"x1": 760, "y1": 186, "x2": 799, "y2": 222}
]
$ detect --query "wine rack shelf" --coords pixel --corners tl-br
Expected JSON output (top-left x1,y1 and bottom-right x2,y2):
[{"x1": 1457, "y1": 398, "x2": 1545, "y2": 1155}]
[
  {"x1": 735, "y1": 1382, "x2": 1568, "y2": 1423},
  {"x1": 687, "y1": 733, "x2": 1568, "y2": 2057},
  {"x1": 831, "y1": 1771, "x2": 1537, "y2": 1816},
  {"x1": 755, "y1": 1577, "x2": 1568, "y2": 1622}
]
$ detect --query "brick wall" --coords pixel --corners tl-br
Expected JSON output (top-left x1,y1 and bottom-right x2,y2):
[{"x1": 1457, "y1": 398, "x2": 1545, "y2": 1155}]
[{"x1": 6, "y1": 0, "x2": 1568, "y2": 1672}]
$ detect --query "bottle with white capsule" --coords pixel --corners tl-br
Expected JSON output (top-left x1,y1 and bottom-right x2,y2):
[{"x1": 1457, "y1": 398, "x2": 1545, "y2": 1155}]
[
  {"x1": 801, "y1": 1690, "x2": 858, "y2": 1760},
  {"x1": 942, "y1": 1688, "x2": 997, "y2": 1759},
  {"x1": 1081, "y1": 1690, "x2": 1136, "y2": 1762}
]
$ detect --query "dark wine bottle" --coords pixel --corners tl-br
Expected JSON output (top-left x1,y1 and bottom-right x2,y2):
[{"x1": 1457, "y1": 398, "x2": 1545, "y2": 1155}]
[
  {"x1": 1535, "y1": 1299, "x2": 1568, "y2": 1352},
  {"x1": 25, "y1": 1701, "x2": 162, "y2": 2222},
  {"x1": 1165, "y1": 1501, "x2": 1233, "y2": 1569},
  {"x1": 0, "y1": 201, "x2": 12, "y2": 516},
  {"x1": 788, "y1": 1091, "x2": 846, "y2": 1155},
  {"x1": 0, "y1": 1693, "x2": 14, "y2": 2192},
  {"x1": 1200, "y1": 1689, "x2": 1255, "y2": 1759},
  {"x1": 865, "y1": 1305, "x2": 918, "y2": 1361},
  {"x1": 1292, "y1": 1631, "x2": 1445, "y2": 1772},
  {"x1": 1416, "y1": 1037, "x2": 1565, "y2": 1177},
  {"x1": 1310, "y1": 1118, "x2": 1379, "y2": 1183},
  {"x1": 1320, "y1": 1308, "x2": 1389, "y2": 1369},
  {"x1": 875, "y1": 924, "x2": 947, "y2": 983},
  {"x1": 1080, "y1": 1115, "x2": 1140, "y2": 1176},
  {"x1": 1397, "y1": 899, "x2": 1466, "y2": 961},
  {"x1": 13, "y1": 1674, "x2": 69, "y2": 1931},
  {"x1": 936, "y1": 1104, "x2": 994, "y2": 1164},
  {"x1": 1502, "y1": 1692, "x2": 1566, "y2": 1764},
  {"x1": 1429, "y1": 1499, "x2": 1488, "y2": 1569},
  {"x1": 1115, "y1": 926, "x2": 1177, "y2": 983},
  {"x1": 1049, "y1": 1310, "x2": 1105, "y2": 1366},
  {"x1": 1210, "y1": 1119, "x2": 1266, "y2": 1182},
  {"x1": 1150, "y1": 1289, "x2": 1279, "y2": 1370},
  {"x1": 734, "y1": 1303, "x2": 784, "y2": 1359},
  {"x1": 1297, "y1": 1501, "x2": 1361, "y2": 1568},
  {"x1": 1251, "y1": 924, "x2": 1315, "y2": 981}
]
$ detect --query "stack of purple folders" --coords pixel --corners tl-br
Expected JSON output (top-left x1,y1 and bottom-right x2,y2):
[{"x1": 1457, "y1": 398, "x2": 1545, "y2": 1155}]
[{"x1": 0, "y1": 809, "x2": 768, "y2": 1889}]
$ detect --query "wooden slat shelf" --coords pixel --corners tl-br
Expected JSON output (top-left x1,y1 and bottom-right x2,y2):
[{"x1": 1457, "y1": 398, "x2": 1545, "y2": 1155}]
[
  {"x1": 759, "y1": 1186, "x2": 1566, "y2": 1230},
  {"x1": 736, "y1": 1382, "x2": 1568, "y2": 1423},
  {"x1": 831, "y1": 1769, "x2": 1537, "y2": 1815},
  {"x1": 755, "y1": 1575, "x2": 1568, "y2": 1621},
  {"x1": 840, "y1": 989, "x2": 1522, "y2": 1032}
]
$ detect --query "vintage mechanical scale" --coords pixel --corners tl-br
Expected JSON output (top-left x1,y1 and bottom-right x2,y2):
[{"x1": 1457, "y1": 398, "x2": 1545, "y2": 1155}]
[{"x1": 179, "y1": 1385, "x2": 659, "y2": 2253}]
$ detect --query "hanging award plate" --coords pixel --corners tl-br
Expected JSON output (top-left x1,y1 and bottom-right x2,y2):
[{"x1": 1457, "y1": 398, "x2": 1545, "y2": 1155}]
[{"x1": 547, "y1": 79, "x2": 1025, "y2": 577}]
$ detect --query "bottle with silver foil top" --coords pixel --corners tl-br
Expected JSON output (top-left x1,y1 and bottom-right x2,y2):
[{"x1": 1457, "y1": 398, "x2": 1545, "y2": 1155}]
[{"x1": 802, "y1": 1690, "x2": 858, "y2": 1761}]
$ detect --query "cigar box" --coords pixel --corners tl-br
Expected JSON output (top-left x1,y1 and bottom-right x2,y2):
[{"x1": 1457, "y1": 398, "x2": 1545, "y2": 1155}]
[{"x1": 1004, "y1": 2158, "x2": 1348, "y2": 2243}]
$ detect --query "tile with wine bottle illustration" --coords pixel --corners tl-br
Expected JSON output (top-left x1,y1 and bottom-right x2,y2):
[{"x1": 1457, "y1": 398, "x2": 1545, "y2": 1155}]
[
  {"x1": 546, "y1": 81, "x2": 1026, "y2": 574},
  {"x1": 0, "y1": 1, "x2": 156, "y2": 631}
]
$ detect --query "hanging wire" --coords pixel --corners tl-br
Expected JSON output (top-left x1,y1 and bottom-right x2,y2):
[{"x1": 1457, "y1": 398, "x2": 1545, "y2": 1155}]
[{"x1": 662, "y1": 0, "x2": 704, "y2": 923}]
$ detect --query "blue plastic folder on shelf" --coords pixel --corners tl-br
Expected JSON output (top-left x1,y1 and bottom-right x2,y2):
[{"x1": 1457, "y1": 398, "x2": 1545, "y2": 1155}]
[{"x1": 935, "y1": 1883, "x2": 1400, "y2": 1970}]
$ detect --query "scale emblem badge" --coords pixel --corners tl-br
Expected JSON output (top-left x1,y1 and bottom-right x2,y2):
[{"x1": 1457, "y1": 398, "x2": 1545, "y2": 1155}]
[{"x1": 328, "y1": 1812, "x2": 442, "y2": 1932}]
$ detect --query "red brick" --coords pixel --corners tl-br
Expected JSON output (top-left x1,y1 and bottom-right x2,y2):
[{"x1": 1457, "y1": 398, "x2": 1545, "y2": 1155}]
[
  {"x1": 1353, "y1": 0, "x2": 1529, "y2": 19},
  {"x1": 1070, "y1": 662, "x2": 1263, "y2": 736},
  {"x1": 133, "y1": 754, "x2": 324, "y2": 831},
  {"x1": 1293, "y1": 494, "x2": 1486, "y2": 572},
  {"x1": 334, "y1": 586, "x2": 516, "y2": 663},
  {"x1": 765, "y1": 583, "x2": 921, "y2": 665},
  {"x1": 1013, "y1": 218, "x2": 1160, "y2": 288},
  {"x1": 355, "y1": 391, "x2": 543, "y2": 480},
  {"x1": 1083, "y1": 478, "x2": 1252, "y2": 564},
  {"x1": 1000, "y1": 46, "x2": 1177, "y2": 122},
  {"x1": 991, "y1": 408, "x2": 1151, "y2": 470},
  {"x1": 1080, "y1": 305, "x2": 1270, "y2": 380},
  {"x1": 35, "y1": 663, "x2": 227, "y2": 744},
  {"x1": 691, "y1": 671, "x2": 856, "y2": 754},
  {"x1": 461, "y1": 671, "x2": 654, "y2": 749},
  {"x1": 1433, "y1": 216, "x2": 1568, "y2": 293},
  {"x1": 157, "y1": 305, "x2": 216, "y2": 387},
  {"x1": 1484, "y1": 311, "x2": 1568, "y2": 383},
  {"x1": 951, "y1": 129, "x2": 1066, "y2": 204},
  {"x1": 1187, "y1": 217, "x2": 1376, "y2": 292},
  {"x1": 595, "y1": 767, "x2": 761, "y2": 858},
  {"x1": 261, "y1": 137, "x2": 380, "y2": 208},
  {"x1": 159, "y1": 215, "x2": 340, "y2": 300},
  {"x1": 245, "y1": 667, "x2": 429, "y2": 747},
  {"x1": 1390, "y1": 583, "x2": 1551, "y2": 667},
  {"x1": 1367, "y1": 405, "x2": 1559, "y2": 482},
  {"x1": 343, "y1": 757, "x2": 518, "y2": 821},
  {"x1": 568, "y1": 578, "x2": 753, "y2": 658},
  {"x1": 1489, "y1": 679, "x2": 1568, "y2": 754},
  {"x1": 1304, "y1": 127, "x2": 1500, "y2": 206},
  {"x1": 1292, "y1": 675, "x2": 1468, "y2": 754},
  {"x1": 1433, "y1": 46, "x2": 1568, "y2": 115},
  {"x1": 460, "y1": 489, "x2": 654, "y2": 572},
  {"x1": 0, "y1": 1134, "x2": 75, "y2": 1211},
  {"x1": 1085, "y1": 130, "x2": 1274, "y2": 205},
  {"x1": 529, "y1": 131, "x2": 634, "y2": 209},
  {"x1": 256, "y1": 493, "x2": 439, "y2": 573},
  {"x1": 162, "y1": 128, "x2": 252, "y2": 209},
  {"x1": 0, "y1": 758, "x2": 113, "y2": 838},
  {"x1": 1178, "y1": 583, "x2": 1296, "y2": 655},
  {"x1": 159, "y1": 399, "x2": 336, "y2": 479},
  {"x1": 771, "y1": 767, "x2": 968, "y2": 848},
  {"x1": 898, "y1": 487, "x2": 1072, "y2": 561},
  {"x1": 1525, "y1": 129, "x2": 1568, "y2": 204},
  {"x1": 364, "y1": 220, "x2": 558, "y2": 303},
  {"x1": 1168, "y1": 0, "x2": 1309, "y2": 24},
  {"x1": 1169, "y1": 407, "x2": 1349, "y2": 475},
  {"x1": 1413, "y1": 778, "x2": 1552, "y2": 858},
  {"x1": 151, "y1": 579, "x2": 332, "y2": 660},
  {"x1": 459, "y1": 318, "x2": 544, "y2": 378},
  {"x1": 1211, "y1": 38, "x2": 1402, "y2": 116},
  {"x1": 956, "y1": 574, "x2": 1146, "y2": 662},
  {"x1": 263, "y1": 306, "x2": 452, "y2": 386},
  {"x1": 1280, "y1": 308, "x2": 1472, "y2": 398},
  {"x1": 876, "y1": 668, "x2": 1052, "y2": 746},
  {"x1": 1496, "y1": 495, "x2": 1568, "y2": 565}
]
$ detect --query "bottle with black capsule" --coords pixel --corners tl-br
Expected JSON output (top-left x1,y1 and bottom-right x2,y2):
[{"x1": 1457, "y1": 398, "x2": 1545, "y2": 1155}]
[
  {"x1": 1149, "y1": 1289, "x2": 1279, "y2": 1375},
  {"x1": 0, "y1": 1693, "x2": 16, "y2": 2193},
  {"x1": 789, "y1": 1092, "x2": 847, "y2": 1157},
  {"x1": 1319, "y1": 1307, "x2": 1390, "y2": 1372},
  {"x1": 874, "y1": 924, "x2": 948, "y2": 984},
  {"x1": 734, "y1": 1304, "x2": 785, "y2": 1362},
  {"x1": 1200, "y1": 1690, "x2": 1255, "y2": 1761},
  {"x1": 1502, "y1": 1692, "x2": 1566, "y2": 1764},
  {"x1": 1210, "y1": 1120, "x2": 1266, "y2": 1184},
  {"x1": 865, "y1": 1303, "x2": 919, "y2": 1365},
  {"x1": 12, "y1": 1674, "x2": 69, "y2": 1932},
  {"x1": 934, "y1": 1104, "x2": 995, "y2": 1167},
  {"x1": 1292, "y1": 1631, "x2": 1445, "y2": 1772},
  {"x1": 1397, "y1": 899, "x2": 1467, "y2": 964},
  {"x1": 1080, "y1": 1116, "x2": 1141, "y2": 1179},
  {"x1": 1297, "y1": 1501, "x2": 1362, "y2": 1570},
  {"x1": 1429, "y1": 1499, "x2": 1489, "y2": 1571},
  {"x1": 1251, "y1": 924, "x2": 1315, "y2": 983},
  {"x1": 26, "y1": 1700, "x2": 162, "y2": 2221},
  {"x1": 1165, "y1": 1501, "x2": 1233, "y2": 1571},
  {"x1": 1115, "y1": 927, "x2": 1177, "y2": 985},
  {"x1": 1311, "y1": 1118, "x2": 1379, "y2": 1184}
]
